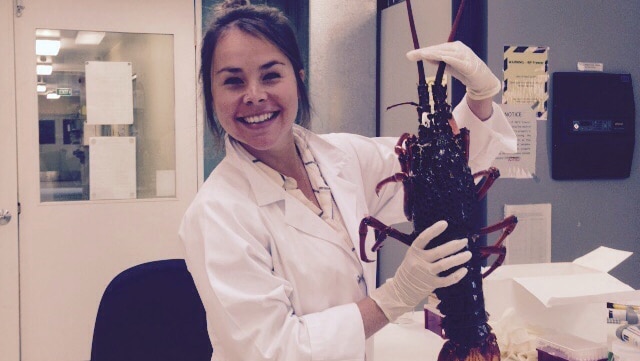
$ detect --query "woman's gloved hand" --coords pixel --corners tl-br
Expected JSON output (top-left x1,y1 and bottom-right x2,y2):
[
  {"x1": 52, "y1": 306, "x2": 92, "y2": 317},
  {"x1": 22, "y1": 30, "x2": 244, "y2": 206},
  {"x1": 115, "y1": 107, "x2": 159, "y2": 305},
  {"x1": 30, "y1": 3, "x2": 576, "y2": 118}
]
[
  {"x1": 369, "y1": 220, "x2": 471, "y2": 322},
  {"x1": 406, "y1": 41, "x2": 501, "y2": 100}
]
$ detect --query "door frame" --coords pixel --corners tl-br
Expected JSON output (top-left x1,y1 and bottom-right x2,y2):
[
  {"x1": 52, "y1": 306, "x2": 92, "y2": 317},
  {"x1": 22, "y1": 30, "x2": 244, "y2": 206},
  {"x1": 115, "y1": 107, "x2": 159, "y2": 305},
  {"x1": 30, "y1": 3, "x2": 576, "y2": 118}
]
[
  {"x1": 11, "y1": 0, "x2": 201, "y2": 359},
  {"x1": 0, "y1": 1, "x2": 21, "y2": 360}
]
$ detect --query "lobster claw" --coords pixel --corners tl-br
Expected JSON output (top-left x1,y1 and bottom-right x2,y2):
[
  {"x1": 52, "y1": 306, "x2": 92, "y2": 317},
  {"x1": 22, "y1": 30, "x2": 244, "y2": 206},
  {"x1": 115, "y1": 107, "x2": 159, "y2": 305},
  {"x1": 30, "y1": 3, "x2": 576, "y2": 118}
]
[{"x1": 358, "y1": 216, "x2": 415, "y2": 263}]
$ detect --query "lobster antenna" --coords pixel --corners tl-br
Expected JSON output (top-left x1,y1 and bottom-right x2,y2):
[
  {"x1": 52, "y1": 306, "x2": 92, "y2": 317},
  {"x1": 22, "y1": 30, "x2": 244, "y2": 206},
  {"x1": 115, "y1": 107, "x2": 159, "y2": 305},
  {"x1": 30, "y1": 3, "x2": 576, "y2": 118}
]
[
  {"x1": 405, "y1": 0, "x2": 425, "y2": 82},
  {"x1": 405, "y1": 0, "x2": 430, "y2": 123},
  {"x1": 449, "y1": 0, "x2": 467, "y2": 43},
  {"x1": 406, "y1": 0, "x2": 467, "y2": 125},
  {"x1": 435, "y1": 0, "x2": 467, "y2": 86}
]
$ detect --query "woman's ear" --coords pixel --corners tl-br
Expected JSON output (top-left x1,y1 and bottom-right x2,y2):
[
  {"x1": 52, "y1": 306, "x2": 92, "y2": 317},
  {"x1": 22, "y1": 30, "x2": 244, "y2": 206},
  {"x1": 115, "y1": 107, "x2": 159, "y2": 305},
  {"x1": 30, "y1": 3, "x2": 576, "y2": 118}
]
[{"x1": 299, "y1": 69, "x2": 305, "y2": 82}]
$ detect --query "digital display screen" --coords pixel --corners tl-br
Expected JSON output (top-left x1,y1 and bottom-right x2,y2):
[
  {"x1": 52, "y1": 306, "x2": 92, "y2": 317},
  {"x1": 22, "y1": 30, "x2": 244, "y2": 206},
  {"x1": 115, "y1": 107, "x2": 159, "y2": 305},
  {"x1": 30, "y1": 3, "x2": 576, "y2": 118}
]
[{"x1": 571, "y1": 119, "x2": 625, "y2": 133}]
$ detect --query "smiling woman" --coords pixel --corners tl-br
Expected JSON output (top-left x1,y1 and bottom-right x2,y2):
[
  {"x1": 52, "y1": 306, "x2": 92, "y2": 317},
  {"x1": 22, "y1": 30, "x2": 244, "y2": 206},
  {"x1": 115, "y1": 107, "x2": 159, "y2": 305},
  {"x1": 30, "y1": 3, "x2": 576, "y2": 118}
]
[
  {"x1": 180, "y1": 1, "x2": 516, "y2": 360},
  {"x1": 210, "y1": 29, "x2": 301, "y2": 157},
  {"x1": 201, "y1": 0, "x2": 308, "y2": 172}
]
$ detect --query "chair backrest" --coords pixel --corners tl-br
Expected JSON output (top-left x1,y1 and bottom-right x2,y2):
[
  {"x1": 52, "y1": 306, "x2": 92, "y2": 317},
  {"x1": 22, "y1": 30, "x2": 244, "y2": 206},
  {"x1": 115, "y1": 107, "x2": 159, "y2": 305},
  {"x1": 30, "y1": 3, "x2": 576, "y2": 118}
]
[{"x1": 90, "y1": 259, "x2": 212, "y2": 361}]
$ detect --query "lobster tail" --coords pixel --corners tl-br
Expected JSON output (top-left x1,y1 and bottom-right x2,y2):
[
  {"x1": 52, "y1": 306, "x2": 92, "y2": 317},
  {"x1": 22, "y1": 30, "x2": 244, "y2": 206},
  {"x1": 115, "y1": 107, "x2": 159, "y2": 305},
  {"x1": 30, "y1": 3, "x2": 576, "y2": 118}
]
[{"x1": 437, "y1": 335, "x2": 500, "y2": 361}]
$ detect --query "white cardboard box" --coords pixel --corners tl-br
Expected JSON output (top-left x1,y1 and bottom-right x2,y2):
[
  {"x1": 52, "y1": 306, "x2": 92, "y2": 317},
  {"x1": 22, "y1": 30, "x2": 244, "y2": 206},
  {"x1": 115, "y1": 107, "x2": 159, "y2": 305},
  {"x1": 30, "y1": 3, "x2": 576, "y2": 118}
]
[{"x1": 483, "y1": 246, "x2": 638, "y2": 343}]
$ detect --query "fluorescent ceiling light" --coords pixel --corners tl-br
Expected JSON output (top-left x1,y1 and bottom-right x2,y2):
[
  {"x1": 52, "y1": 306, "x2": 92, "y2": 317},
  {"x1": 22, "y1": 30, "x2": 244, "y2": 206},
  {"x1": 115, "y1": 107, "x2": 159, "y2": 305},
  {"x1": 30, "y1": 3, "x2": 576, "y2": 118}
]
[
  {"x1": 36, "y1": 64, "x2": 53, "y2": 75},
  {"x1": 36, "y1": 39, "x2": 61, "y2": 56},
  {"x1": 75, "y1": 31, "x2": 106, "y2": 45},
  {"x1": 36, "y1": 29, "x2": 61, "y2": 38},
  {"x1": 46, "y1": 93, "x2": 61, "y2": 100},
  {"x1": 37, "y1": 84, "x2": 47, "y2": 93}
]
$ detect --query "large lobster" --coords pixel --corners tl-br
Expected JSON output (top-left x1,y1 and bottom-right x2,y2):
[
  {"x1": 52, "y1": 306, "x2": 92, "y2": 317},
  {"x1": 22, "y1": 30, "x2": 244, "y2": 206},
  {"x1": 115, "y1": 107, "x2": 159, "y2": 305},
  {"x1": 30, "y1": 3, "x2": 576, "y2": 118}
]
[{"x1": 359, "y1": 1, "x2": 518, "y2": 360}]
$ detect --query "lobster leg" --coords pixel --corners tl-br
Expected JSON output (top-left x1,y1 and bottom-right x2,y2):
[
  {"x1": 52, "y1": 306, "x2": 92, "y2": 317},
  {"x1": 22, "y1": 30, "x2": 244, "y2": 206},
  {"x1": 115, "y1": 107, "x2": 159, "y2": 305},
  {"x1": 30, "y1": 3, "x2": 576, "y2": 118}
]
[
  {"x1": 375, "y1": 173, "x2": 408, "y2": 195},
  {"x1": 358, "y1": 216, "x2": 415, "y2": 263},
  {"x1": 374, "y1": 173, "x2": 414, "y2": 220},
  {"x1": 475, "y1": 215, "x2": 518, "y2": 278},
  {"x1": 478, "y1": 246, "x2": 506, "y2": 279},
  {"x1": 395, "y1": 133, "x2": 414, "y2": 173},
  {"x1": 473, "y1": 167, "x2": 501, "y2": 201},
  {"x1": 375, "y1": 133, "x2": 417, "y2": 220}
]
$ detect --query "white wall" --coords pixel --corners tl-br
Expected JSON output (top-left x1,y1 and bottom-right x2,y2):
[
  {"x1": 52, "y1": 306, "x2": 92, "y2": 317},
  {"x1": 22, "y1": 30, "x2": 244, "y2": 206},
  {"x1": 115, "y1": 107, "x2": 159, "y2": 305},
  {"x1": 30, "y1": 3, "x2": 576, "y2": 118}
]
[{"x1": 308, "y1": 0, "x2": 377, "y2": 136}]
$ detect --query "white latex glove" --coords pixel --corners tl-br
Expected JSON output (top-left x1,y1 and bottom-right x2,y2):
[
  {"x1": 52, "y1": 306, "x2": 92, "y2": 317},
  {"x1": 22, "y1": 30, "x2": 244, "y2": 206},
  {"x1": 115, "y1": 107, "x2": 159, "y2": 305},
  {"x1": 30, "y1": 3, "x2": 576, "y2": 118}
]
[
  {"x1": 406, "y1": 41, "x2": 501, "y2": 100},
  {"x1": 370, "y1": 220, "x2": 471, "y2": 322}
]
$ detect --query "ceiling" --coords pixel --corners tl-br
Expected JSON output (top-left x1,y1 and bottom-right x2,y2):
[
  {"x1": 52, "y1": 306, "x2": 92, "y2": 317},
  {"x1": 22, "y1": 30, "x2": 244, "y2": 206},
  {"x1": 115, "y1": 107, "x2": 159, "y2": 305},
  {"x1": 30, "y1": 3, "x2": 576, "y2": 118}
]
[{"x1": 37, "y1": 29, "x2": 126, "y2": 95}]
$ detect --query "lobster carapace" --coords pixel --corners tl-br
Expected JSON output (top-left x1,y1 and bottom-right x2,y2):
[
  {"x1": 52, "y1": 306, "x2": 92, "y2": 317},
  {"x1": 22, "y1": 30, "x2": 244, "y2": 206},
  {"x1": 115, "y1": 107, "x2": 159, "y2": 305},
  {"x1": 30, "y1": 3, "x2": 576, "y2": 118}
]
[{"x1": 359, "y1": 1, "x2": 518, "y2": 360}]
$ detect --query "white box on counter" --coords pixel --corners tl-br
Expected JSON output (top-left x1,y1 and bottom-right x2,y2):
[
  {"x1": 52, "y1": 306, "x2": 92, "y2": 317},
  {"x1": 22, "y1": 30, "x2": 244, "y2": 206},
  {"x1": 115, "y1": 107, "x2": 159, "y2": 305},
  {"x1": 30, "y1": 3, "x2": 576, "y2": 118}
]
[{"x1": 483, "y1": 246, "x2": 638, "y2": 343}]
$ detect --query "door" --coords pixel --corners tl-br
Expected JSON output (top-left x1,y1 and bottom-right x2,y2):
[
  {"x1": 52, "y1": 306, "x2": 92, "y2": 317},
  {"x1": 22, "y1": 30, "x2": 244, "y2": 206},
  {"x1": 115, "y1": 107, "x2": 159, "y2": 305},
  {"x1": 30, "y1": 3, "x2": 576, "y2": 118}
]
[
  {"x1": 13, "y1": 0, "x2": 198, "y2": 360},
  {"x1": 0, "y1": 1, "x2": 20, "y2": 360}
]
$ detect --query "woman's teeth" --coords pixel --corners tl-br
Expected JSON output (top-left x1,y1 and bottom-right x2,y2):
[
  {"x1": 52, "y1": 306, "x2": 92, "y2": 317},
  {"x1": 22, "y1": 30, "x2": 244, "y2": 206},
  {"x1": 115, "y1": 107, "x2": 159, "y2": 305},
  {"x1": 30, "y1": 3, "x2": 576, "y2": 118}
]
[{"x1": 243, "y1": 112, "x2": 275, "y2": 124}]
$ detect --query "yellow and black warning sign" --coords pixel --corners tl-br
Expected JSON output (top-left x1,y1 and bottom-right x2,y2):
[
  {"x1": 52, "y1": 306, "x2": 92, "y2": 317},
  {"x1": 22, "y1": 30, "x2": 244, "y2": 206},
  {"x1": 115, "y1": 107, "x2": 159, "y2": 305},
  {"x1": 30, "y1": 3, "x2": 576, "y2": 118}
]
[{"x1": 502, "y1": 45, "x2": 549, "y2": 120}]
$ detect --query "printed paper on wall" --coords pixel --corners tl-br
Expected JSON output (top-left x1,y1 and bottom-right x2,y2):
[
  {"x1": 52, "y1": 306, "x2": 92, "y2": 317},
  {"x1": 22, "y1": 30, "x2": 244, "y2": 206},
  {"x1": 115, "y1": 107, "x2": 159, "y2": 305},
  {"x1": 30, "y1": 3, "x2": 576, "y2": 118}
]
[
  {"x1": 502, "y1": 45, "x2": 550, "y2": 120},
  {"x1": 492, "y1": 104, "x2": 537, "y2": 179}
]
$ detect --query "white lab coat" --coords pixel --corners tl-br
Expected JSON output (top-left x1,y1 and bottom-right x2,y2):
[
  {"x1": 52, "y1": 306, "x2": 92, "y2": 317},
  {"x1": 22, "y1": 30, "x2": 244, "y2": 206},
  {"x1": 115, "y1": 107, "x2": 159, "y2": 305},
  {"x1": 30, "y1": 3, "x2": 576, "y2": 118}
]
[{"x1": 179, "y1": 98, "x2": 517, "y2": 361}]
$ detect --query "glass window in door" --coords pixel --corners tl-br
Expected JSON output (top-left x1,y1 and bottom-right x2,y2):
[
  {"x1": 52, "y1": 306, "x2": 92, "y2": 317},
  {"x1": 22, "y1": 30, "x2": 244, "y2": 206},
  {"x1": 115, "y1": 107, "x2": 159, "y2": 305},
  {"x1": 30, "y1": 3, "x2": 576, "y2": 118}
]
[{"x1": 36, "y1": 29, "x2": 176, "y2": 201}]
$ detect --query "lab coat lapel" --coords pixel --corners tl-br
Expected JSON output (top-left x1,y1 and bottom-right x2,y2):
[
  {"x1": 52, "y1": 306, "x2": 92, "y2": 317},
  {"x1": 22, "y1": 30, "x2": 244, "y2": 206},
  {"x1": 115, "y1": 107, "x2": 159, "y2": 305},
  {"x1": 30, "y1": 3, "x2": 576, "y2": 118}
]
[
  {"x1": 227, "y1": 137, "x2": 339, "y2": 242},
  {"x1": 282, "y1": 197, "x2": 339, "y2": 241},
  {"x1": 306, "y1": 133, "x2": 360, "y2": 250},
  {"x1": 306, "y1": 131, "x2": 377, "y2": 290}
]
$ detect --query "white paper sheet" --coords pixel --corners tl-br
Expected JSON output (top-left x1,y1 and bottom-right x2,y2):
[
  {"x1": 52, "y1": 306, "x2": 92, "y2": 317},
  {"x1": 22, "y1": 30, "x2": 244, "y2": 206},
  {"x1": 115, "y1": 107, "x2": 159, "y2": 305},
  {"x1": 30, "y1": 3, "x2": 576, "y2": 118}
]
[
  {"x1": 489, "y1": 246, "x2": 636, "y2": 308},
  {"x1": 493, "y1": 104, "x2": 537, "y2": 178},
  {"x1": 89, "y1": 137, "x2": 136, "y2": 200},
  {"x1": 573, "y1": 246, "x2": 633, "y2": 273},
  {"x1": 85, "y1": 61, "x2": 134, "y2": 125},
  {"x1": 504, "y1": 203, "x2": 552, "y2": 264},
  {"x1": 514, "y1": 273, "x2": 634, "y2": 307}
]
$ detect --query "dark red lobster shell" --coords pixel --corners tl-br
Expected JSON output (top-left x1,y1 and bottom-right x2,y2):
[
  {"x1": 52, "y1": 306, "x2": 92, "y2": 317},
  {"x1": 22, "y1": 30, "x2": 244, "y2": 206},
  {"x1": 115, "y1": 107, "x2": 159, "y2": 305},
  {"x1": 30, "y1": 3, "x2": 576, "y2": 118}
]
[{"x1": 359, "y1": 1, "x2": 517, "y2": 360}]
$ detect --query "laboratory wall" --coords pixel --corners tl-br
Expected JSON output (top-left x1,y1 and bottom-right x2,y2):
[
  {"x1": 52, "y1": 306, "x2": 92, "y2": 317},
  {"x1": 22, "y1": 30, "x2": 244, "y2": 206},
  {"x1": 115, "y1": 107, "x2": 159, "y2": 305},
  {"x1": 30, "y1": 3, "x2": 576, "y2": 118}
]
[
  {"x1": 308, "y1": 0, "x2": 377, "y2": 136},
  {"x1": 486, "y1": 0, "x2": 640, "y2": 289}
]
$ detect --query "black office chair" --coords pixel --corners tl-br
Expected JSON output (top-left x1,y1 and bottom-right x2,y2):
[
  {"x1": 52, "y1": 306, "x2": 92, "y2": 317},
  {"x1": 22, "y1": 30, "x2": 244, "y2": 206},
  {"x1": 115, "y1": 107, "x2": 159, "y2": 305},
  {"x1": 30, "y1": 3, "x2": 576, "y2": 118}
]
[{"x1": 90, "y1": 259, "x2": 212, "y2": 361}]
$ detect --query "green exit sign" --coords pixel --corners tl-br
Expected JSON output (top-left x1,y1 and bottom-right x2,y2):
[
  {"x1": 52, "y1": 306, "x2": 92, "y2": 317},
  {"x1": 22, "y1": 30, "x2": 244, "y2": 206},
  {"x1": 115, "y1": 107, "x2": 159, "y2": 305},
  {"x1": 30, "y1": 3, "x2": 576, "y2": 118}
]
[{"x1": 56, "y1": 88, "x2": 72, "y2": 96}]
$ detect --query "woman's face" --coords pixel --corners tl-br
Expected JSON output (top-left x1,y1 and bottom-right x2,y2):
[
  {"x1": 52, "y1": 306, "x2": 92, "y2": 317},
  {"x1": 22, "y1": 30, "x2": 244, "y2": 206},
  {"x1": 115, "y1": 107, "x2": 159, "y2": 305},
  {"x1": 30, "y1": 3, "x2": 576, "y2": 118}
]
[{"x1": 211, "y1": 27, "x2": 300, "y2": 154}]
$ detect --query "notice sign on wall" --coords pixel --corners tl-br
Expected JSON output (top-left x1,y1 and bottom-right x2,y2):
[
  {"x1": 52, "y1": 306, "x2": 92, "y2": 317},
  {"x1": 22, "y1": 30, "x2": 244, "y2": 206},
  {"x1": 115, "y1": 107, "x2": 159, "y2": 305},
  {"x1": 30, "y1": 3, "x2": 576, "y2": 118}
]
[
  {"x1": 502, "y1": 45, "x2": 549, "y2": 120},
  {"x1": 492, "y1": 104, "x2": 537, "y2": 179}
]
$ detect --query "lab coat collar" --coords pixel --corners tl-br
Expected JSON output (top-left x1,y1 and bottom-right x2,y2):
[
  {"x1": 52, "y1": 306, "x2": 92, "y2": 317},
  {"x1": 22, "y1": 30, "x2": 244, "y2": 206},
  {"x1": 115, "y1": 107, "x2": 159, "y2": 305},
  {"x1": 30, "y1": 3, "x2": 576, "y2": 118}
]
[
  {"x1": 223, "y1": 127, "x2": 350, "y2": 205},
  {"x1": 224, "y1": 136, "x2": 285, "y2": 207},
  {"x1": 225, "y1": 128, "x2": 370, "y2": 286},
  {"x1": 292, "y1": 126, "x2": 349, "y2": 178},
  {"x1": 224, "y1": 129, "x2": 353, "y2": 245}
]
